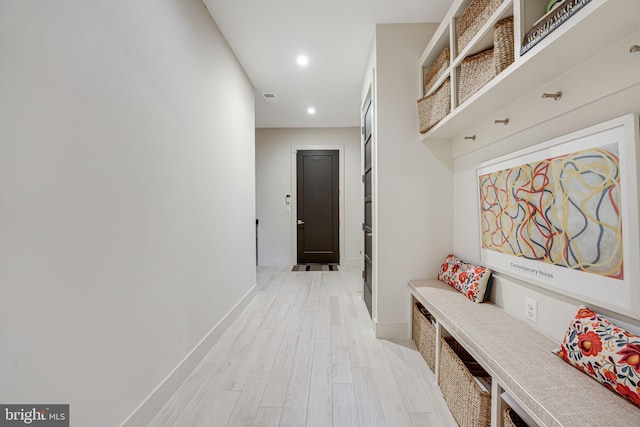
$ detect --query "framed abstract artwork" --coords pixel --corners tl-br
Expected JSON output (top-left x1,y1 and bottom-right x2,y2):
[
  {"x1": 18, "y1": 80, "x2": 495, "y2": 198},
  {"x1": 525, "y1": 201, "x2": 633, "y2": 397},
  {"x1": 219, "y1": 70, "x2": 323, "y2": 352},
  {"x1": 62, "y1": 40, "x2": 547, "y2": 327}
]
[{"x1": 477, "y1": 114, "x2": 640, "y2": 318}]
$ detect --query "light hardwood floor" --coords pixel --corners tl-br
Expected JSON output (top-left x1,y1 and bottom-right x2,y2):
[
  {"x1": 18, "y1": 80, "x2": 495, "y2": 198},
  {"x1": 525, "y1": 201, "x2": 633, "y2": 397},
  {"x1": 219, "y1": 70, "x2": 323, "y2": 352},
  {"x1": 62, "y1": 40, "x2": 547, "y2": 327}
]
[{"x1": 149, "y1": 266, "x2": 457, "y2": 427}]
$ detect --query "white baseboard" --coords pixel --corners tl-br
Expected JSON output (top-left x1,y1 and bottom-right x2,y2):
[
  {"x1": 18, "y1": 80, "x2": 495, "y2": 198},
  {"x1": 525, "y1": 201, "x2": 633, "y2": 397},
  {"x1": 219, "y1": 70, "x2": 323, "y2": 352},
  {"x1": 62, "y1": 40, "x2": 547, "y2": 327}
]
[
  {"x1": 258, "y1": 258, "x2": 291, "y2": 267},
  {"x1": 374, "y1": 320, "x2": 410, "y2": 339},
  {"x1": 259, "y1": 258, "x2": 361, "y2": 267},
  {"x1": 341, "y1": 257, "x2": 362, "y2": 267},
  {"x1": 121, "y1": 283, "x2": 259, "y2": 427}
]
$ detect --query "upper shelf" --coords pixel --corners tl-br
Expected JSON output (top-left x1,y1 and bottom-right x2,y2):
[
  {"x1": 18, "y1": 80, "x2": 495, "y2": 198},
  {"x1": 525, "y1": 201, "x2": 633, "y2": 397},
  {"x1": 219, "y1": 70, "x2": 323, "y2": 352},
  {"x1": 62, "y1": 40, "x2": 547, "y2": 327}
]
[
  {"x1": 419, "y1": 0, "x2": 640, "y2": 142},
  {"x1": 452, "y1": 0, "x2": 514, "y2": 68}
]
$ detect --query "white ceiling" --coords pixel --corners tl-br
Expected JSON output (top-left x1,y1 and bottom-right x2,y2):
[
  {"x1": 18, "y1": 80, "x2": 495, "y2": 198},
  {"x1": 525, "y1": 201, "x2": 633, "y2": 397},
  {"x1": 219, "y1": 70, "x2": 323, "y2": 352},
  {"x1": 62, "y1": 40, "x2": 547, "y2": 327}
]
[{"x1": 202, "y1": 0, "x2": 453, "y2": 128}]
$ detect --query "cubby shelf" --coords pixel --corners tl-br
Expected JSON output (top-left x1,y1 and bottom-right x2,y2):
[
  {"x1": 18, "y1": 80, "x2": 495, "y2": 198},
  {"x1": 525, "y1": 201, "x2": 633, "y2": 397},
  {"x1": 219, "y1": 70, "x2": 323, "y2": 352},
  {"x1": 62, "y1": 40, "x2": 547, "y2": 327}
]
[
  {"x1": 418, "y1": 0, "x2": 640, "y2": 144},
  {"x1": 409, "y1": 279, "x2": 640, "y2": 427}
]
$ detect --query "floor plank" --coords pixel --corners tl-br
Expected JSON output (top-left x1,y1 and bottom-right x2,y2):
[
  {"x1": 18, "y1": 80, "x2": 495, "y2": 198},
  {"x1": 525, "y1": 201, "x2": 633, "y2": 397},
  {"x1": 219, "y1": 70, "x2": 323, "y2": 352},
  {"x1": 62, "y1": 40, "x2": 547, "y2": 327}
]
[
  {"x1": 306, "y1": 342, "x2": 332, "y2": 427},
  {"x1": 392, "y1": 339, "x2": 458, "y2": 426},
  {"x1": 173, "y1": 390, "x2": 240, "y2": 427},
  {"x1": 345, "y1": 317, "x2": 371, "y2": 369},
  {"x1": 260, "y1": 335, "x2": 299, "y2": 407},
  {"x1": 226, "y1": 372, "x2": 270, "y2": 427},
  {"x1": 352, "y1": 367, "x2": 386, "y2": 427},
  {"x1": 332, "y1": 384, "x2": 359, "y2": 427},
  {"x1": 279, "y1": 353, "x2": 313, "y2": 426},
  {"x1": 151, "y1": 266, "x2": 456, "y2": 426},
  {"x1": 380, "y1": 339, "x2": 433, "y2": 413},
  {"x1": 331, "y1": 323, "x2": 353, "y2": 384},
  {"x1": 314, "y1": 308, "x2": 331, "y2": 345},
  {"x1": 296, "y1": 310, "x2": 316, "y2": 354},
  {"x1": 253, "y1": 407, "x2": 282, "y2": 427}
]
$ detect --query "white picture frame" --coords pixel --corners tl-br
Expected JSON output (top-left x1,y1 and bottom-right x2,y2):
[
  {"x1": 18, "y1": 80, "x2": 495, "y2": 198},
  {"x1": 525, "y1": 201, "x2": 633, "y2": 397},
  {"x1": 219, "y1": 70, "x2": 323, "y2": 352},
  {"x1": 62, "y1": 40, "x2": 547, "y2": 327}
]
[{"x1": 477, "y1": 114, "x2": 640, "y2": 319}]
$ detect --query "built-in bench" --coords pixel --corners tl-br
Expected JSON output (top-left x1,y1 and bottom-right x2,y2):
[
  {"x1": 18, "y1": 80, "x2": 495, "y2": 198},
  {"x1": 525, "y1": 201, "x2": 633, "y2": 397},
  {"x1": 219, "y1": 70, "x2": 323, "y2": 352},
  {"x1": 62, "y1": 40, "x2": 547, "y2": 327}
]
[{"x1": 409, "y1": 279, "x2": 640, "y2": 427}]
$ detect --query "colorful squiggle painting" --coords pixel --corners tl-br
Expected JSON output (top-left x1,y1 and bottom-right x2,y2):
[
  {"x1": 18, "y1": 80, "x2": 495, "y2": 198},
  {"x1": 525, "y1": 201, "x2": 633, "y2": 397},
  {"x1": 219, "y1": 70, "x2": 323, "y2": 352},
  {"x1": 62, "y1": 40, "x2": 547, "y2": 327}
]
[{"x1": 478, "y1": 144, "x2": 623, "y2": 279}]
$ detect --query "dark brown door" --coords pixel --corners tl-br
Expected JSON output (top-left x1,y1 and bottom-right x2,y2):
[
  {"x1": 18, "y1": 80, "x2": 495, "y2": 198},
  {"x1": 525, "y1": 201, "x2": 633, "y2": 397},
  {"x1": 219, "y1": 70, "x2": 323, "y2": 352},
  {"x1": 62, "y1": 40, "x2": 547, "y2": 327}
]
[
  {"x1": 363, "y1": 88, "x2": 373, "y2": 317},
  {"x1": 296, "y1": 150, "x2": 339, "y2": 264}
]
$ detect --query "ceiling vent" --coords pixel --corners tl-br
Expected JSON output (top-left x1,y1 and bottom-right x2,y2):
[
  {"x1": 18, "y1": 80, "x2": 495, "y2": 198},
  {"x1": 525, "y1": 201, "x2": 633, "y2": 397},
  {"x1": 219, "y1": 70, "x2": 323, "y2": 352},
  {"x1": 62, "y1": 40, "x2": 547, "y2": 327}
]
[{"x1": 263, "y1": 93, "x2": 278, "y2": 103}]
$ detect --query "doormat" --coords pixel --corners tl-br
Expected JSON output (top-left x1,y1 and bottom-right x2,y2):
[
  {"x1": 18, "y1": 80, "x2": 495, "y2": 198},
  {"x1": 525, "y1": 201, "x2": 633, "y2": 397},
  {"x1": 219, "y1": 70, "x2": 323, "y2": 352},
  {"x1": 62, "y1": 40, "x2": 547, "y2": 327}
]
[{"x1": 292, "y1": 264, "x2": 339, "y2": 272}]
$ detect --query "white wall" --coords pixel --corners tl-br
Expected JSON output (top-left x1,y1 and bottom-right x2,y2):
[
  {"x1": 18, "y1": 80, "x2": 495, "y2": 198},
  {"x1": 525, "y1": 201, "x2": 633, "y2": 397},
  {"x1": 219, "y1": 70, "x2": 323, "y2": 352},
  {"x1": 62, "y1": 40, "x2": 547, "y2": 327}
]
[
  {"x1": 255, "y1": 127, "x2": 361, "y2": 266},
  {"x1": 368, "y1": 24, "x2": 453, "y2": 337},
  {"x1": 0, "y1": 1, "x2": 256, "y2": 426},
  {"x1": 452, "y1": 92, "x2": 640, "y2": 342}
]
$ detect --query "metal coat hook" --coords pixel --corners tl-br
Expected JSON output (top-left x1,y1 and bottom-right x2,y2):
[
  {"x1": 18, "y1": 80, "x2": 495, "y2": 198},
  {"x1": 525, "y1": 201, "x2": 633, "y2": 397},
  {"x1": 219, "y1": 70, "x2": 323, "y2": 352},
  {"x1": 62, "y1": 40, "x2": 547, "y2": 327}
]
[
  {"x1": 630, "y1": 45, "x2": 640, "y2": 53},
  {"x1": 464, "y1": 135, "x2": 476, "y2": 141},
  {"x1": 542, "y1": 91, "x2": 563, "y2": 101},
  {"x1": 494, "y1": 118, "x2": 510, "y2": 125}
]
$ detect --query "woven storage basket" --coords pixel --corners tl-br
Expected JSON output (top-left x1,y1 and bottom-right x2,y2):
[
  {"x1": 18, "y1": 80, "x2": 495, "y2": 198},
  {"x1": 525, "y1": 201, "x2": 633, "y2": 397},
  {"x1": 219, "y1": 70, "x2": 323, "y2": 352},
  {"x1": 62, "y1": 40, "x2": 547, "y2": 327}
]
[
  {"x1": 412, "y1": 303, "x2": 436, "y2": 371},
  {"x1": 418, "y1": 77, "x2": 451, "y2": 134},
  {"x1": 503, "y1": 407, "x2": 530, "y2": 427},
  {"x1": 439, "y1": 336, "x2": 491, "y2": 427},
  {"x1": 456, "y1": 0, "x2": 504, "y2": 53},
  {"x1": 493, "y1": 16, "x2": 514, "y2": 74},
  {"x1": 458, "y1": 16, "x2": 514, "y2": 105},
  {"x1": 458, "y1": 48, "x2": 495, "y2": 105},
  {"x1": 424, "y1": 48, "x2": 450, "y2": 95}
]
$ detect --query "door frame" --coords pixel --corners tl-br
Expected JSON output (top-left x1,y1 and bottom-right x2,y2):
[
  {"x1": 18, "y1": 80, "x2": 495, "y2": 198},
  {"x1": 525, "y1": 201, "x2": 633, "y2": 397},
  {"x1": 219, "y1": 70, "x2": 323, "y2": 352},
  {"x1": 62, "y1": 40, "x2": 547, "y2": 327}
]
[{"x1": 290, "y1": 145, "x2": 345, "y2": 265}]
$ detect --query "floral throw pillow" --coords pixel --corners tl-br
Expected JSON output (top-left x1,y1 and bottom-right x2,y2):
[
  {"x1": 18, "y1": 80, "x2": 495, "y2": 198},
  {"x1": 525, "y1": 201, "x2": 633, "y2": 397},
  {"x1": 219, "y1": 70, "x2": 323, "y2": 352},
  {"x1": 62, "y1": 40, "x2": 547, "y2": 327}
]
[
  {"x1": 555, "y1": 305, "x2": 640, "y2": 407},
  {"x1": 437, "y1": 254, "x2": 462, "y2": 286},
  {"x1": 437, "y1": 254, "x2": 492, "y2": 303}
]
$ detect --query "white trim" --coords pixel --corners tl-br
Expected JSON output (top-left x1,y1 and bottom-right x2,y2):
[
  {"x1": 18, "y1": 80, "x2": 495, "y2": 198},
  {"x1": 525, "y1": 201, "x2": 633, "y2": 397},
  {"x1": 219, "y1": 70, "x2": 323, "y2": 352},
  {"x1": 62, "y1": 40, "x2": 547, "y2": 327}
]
[
  {"x1": 121, "y1": 283, "x2": 259, "y2": 427},
  {"x1": 290, "y1": 145, "x2": 346, "y2": 265},
  {"x1": 341, "y1": 256, "x2": 362, "y2": 267},
  {"x1": 258, "y1": 258, "x2": 292, "y2": 267},
  {"x1": 373, "y1": 320, "x2": 409, "y2": 339}
]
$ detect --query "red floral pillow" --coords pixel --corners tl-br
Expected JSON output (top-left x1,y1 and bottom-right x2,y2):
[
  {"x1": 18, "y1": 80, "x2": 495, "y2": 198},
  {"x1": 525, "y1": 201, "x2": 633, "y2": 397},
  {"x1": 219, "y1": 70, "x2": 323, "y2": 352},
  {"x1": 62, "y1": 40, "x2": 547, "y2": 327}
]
[
  {"x1": 437, "y1": 254, "x2": 462, "y2": 286},
  {"x1": 437, "y1": 254, "x2": 492, "y2": 303},
  {"x1": 555, "y1": 305, "x2": 640, "y2": 407}
]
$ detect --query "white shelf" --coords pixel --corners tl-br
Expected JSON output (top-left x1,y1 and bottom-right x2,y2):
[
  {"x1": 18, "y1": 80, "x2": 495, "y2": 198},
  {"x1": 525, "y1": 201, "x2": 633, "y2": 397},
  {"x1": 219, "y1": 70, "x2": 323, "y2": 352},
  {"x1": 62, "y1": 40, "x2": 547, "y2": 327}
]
[
  {"x1": 424, "y1": 67, "x2": 451, "y2": 97},
  {"x1": 451, "y1": 0, "x2": 514, "y2": 68},
  {"x1": 418, "y1": 0, "x2": 466, "y2": 67},
  {"x1": 418, "y1": 0, "x2": 640, "y2": 143}
]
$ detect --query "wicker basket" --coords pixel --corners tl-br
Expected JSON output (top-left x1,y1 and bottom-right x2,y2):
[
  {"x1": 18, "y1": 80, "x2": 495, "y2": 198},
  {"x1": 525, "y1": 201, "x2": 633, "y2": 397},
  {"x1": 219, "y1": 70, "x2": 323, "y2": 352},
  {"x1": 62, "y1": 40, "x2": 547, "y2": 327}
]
[
  {"x1": 424, "y1": 48, "x2": 450, "y2": 95},
  {"x1": 439, "y1": 336, "x2": 491, "y2": 427},
  {"x1": 458, "y1": 16, "x2": 514, "y2": 105},
  {"x1": 412, "y1": 303, "x2": 436, "y2": 371},
  {"x1": 418, "y1": 77, "x2": 451, "y2": 134},
  {"x1": 458, "y1": 48, "x2": 495, "y2": 105},
  {"x1": 503, "y1": 407, "x2": 530, "y2": 427},
  {"x1": 494, "y1": 16, "x2": 514, "y2": 74},
  {"x1": 456, "y1": 0, "x2": 504, "y2": 53}
]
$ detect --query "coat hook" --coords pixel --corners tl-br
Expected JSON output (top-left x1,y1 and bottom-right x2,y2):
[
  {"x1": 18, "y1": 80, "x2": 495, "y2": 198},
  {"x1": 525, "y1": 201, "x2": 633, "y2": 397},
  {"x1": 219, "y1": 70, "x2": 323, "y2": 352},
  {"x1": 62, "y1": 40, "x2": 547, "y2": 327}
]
[
  {"x1": 630, "y1": 45, "x2": 640, "y2": 53},
  {"x1": 494, "y1": 118, "x2": 509, "y2": 125},
  {"x1": 542, "y1": 91, "x2": 562, "y2": 101},
  {"x1": 464, "y1": 135, "x2": 476, "y2": 141}
]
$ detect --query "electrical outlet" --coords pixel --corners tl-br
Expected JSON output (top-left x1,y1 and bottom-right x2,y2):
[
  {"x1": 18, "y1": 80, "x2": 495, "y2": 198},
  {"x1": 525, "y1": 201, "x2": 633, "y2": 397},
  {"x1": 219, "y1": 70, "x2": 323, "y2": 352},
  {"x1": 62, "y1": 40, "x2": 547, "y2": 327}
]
[{"x1": 525, "y1": 297, "x2": 538, "y2": 323}]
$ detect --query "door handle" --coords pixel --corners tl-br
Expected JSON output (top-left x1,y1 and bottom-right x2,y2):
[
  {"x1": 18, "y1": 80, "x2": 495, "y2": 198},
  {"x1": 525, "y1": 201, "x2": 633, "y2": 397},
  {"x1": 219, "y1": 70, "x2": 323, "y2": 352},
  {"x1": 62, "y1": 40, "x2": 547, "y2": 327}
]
[{"x1": 297, "y1": 219, "x2": 305, "y2": 225}]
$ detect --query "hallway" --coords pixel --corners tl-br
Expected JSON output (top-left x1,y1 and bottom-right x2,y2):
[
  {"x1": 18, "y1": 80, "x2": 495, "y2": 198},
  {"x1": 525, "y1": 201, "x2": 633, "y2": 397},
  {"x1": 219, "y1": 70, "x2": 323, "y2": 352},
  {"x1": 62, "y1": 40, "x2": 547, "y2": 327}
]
[{"x1": 149, "y1": 266, "x2": 456, "y2": 426}]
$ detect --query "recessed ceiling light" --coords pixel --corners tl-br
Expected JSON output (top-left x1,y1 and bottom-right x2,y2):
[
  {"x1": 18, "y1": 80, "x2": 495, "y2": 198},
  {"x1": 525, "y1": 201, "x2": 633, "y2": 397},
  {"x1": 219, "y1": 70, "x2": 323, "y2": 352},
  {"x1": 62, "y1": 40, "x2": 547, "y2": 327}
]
[
  {"x1": 307, "y1": 107, "x2": 316, "y2": 115},
  {"x1": 297, "y1": 55, "x2": 309, "y2": 66}
]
